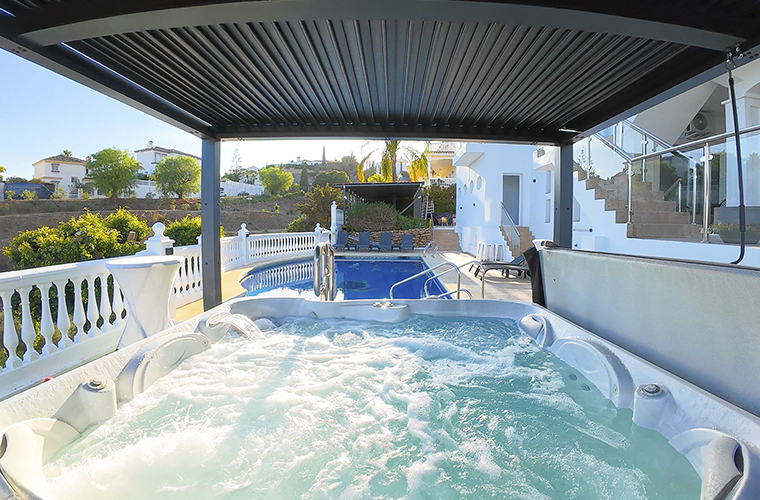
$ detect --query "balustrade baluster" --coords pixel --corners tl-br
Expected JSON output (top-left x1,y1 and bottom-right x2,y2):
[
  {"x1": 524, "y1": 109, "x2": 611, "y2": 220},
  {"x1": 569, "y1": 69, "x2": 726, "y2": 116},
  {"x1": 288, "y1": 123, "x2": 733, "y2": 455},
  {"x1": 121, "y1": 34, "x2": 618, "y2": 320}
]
[
  {"x1": 18, "y1": 286, "x2": 38, "y2": 363},
  {"x1": 54, "y1": 280, "x2": 72, "y2": 348},
  {"x1": 0, "y1": 290, "x2": 21, "y2": 369},
  {"x1": 39, "y1": 283, "x2": 56, "y2": 356},
  {"x1": 99, "y1": 274, "x2": 113, "y2": 332},
  {"x1": 111, "y1": 281, "x2": 124, "y2": 329},
  {"x1": 71, "y1": 279, "x2": 87, "y2": 341},
  {"x1": 85, "y1": 276, "x2": 101, "y2": 336}
]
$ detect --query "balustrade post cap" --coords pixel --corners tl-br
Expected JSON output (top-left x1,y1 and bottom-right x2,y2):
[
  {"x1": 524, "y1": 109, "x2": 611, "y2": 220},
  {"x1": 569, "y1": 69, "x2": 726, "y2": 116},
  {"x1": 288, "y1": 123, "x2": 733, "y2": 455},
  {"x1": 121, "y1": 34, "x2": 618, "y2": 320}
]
[{"x1": 151, "y1": 222, "x2": 166, "y2": 237}]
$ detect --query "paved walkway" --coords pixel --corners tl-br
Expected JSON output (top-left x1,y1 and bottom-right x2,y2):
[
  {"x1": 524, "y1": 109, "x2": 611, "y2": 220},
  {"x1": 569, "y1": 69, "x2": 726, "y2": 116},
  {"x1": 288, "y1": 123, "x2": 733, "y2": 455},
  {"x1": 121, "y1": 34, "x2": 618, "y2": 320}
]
[{"x1": 172, "y1": 250, "x2": 533, "y2": 322}]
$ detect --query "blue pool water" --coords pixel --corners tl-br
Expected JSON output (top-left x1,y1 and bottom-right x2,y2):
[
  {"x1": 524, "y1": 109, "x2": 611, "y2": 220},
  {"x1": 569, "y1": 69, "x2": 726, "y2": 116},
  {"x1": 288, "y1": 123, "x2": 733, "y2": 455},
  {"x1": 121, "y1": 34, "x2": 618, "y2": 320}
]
[{"x1": 240, "y1": 257, "x2": 448, "y2": 300}]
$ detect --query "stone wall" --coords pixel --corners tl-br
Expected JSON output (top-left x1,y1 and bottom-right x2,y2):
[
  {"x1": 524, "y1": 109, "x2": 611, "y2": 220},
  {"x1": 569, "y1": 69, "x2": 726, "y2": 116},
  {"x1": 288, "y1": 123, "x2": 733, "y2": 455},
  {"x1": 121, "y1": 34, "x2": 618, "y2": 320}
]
[{"x1": 349, "y1": 228, "x2": 433, "y2": 248}]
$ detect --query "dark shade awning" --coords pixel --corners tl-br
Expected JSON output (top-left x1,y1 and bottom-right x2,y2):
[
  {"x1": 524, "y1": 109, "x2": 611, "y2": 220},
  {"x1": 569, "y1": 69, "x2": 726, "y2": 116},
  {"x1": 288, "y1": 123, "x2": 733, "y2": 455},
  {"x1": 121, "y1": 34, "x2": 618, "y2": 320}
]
[
  {"x1": 337, "y1": 182, "x2": 423, "y2": 204},
  {"x1": 2, "y1": 1, "x2": 760, "y2": 143}
]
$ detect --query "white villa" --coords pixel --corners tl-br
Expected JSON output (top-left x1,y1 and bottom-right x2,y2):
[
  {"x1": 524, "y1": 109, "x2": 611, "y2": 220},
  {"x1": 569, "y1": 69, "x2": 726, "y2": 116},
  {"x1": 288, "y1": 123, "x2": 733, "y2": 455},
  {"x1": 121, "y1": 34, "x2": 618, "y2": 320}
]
[
  {"x1": 32, "y1": 154, "x2": 90, "y2": 195},
  {"x1": 452, "y1": 56, "x2": 760, "y2": 269},
  {"x1": 133, "y1": 141, "x2": 201, "y2": 175},
  {"x1": 30, "y1": 144, "x2": 262, "y2": 198}
]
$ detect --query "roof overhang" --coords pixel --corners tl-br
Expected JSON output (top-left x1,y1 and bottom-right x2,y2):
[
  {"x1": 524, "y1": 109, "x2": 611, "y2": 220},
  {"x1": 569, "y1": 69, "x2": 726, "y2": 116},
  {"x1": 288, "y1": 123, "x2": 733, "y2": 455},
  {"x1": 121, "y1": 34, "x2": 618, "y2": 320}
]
[
  {"x1": 3, "y1": 0, "x2": 760, "y2": 144},
  {"x1": 337, "y1": 182, "x2": 423, "y2": 202}
]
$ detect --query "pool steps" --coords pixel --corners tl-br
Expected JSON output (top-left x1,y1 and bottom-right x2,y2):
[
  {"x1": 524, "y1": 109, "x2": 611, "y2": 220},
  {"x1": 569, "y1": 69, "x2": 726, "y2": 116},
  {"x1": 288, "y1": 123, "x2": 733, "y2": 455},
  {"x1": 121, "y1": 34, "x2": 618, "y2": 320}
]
[{"x1": 2, "y1": 298, "x2": 760, "y2": 499}]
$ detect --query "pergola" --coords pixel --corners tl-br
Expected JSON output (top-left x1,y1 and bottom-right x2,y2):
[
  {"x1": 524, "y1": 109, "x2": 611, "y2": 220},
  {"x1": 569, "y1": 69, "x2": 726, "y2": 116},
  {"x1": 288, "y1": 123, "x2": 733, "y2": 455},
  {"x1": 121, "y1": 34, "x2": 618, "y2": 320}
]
[{"x1": 3, "y1": 0, "x2": 760, "y2": 309}]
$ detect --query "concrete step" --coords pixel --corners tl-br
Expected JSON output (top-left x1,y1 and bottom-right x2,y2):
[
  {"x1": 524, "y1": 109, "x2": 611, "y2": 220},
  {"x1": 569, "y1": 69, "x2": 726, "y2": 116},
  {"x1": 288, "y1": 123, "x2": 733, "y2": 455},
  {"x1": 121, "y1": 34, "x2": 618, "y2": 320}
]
[
  {"x1": 595, "y1": 187, "x2": 665, "y2": 202},
  {"x1": 627, "y1": 223, "x2": 702, "y2": 240},
  {"x1": 631, "y1": 211, "x2": 692, "y2": 224},
  {"x1": 432, "y1": 229, "x2": 461, "y2": 251},
  {"x1": 605, "y1": 198, "x2": 677, "y2": 212}
]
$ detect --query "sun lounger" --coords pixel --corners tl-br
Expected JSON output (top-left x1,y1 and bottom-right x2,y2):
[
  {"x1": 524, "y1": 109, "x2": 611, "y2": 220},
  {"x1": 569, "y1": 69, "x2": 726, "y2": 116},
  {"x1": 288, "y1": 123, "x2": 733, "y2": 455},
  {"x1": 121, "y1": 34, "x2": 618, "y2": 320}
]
[
  {"x1": 333, "y1": 231, "x2": 356, "y2": 251},
  {"x1": 472, "y1": 254, "x2": 528, "y2": 278},
  {"x1": 400, "y1": 234, "x2": 413, "y2": 252},
  {"x1": 379, "y1": 232, "x2": 400, "y2": 251},
  {"x1": 358, "y1": 232, "x2": 379, "y2": 251}
]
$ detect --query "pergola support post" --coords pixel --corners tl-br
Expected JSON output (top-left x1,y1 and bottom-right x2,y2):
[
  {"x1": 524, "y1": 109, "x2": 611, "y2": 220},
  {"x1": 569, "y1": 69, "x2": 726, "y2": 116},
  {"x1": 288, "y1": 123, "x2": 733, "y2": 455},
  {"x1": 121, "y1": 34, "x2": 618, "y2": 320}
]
[
  {"x1": 201, "y1": 137, "x2": 222, "y2": 310},
  {"x1": 554, "y1": 142, "x2": 574, "y2": 248}
]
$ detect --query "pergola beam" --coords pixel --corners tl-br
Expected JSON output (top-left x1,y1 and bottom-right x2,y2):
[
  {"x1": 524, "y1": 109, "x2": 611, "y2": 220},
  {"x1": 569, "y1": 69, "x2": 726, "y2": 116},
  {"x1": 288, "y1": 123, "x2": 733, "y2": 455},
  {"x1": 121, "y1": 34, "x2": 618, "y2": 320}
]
[
  {"x1": 18, "y1": 0, "x2": 743, "y2": 51},
  {"x1": 201, "y1": 138, "x2": 222, "y2": 310}
]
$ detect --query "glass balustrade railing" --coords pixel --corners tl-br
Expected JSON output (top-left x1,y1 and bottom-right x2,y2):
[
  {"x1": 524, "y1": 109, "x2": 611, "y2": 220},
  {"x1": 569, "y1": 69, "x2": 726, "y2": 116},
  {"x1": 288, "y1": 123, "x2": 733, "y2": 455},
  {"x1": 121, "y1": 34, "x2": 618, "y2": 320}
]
[{"x1": 629, "y1": 125, "x2": 760, "y2": 244}]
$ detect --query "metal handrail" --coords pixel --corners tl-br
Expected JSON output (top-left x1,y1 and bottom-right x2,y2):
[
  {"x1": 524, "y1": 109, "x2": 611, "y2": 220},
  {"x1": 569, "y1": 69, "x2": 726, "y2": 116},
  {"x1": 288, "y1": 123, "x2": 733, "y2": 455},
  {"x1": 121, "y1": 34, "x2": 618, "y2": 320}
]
[
  {"x1": 426, "y1": 288, "x2": 473, "y2": 300},
  {"x1": 424, "y1": 259, "x2": 485, "y2": 299},
  {"x1": 623, "y1": 119, "x2": 672, "y2": 151},
  {"x1": 422, "y1": 240, "x2": 438, "y2": 257},
  {"x1": 593, "y1": 132, "x2": 633, "y2": 161},
  {"x1": 390, "y1": 261, "x2": 459, "y2": 299},
  {"x1": 313, "y1": 242, "x2": 335, "y2": 301},
  {"x1": 630, "y1": 122, "x2": 760, "y2": 163},
  {"x1": 500, "y1": 203, "x2": 520, "y2": 255}
]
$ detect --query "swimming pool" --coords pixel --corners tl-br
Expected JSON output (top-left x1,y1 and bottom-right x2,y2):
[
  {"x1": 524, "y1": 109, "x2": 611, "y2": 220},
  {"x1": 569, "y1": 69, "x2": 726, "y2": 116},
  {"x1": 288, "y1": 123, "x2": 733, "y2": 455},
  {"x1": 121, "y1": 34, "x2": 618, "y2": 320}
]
[
  {"x1": 240, "y1": 256, "x2": 448, "y2": 299},
  {"x1": 3, "y1": 298, "x2": 759, "y2": 500}
]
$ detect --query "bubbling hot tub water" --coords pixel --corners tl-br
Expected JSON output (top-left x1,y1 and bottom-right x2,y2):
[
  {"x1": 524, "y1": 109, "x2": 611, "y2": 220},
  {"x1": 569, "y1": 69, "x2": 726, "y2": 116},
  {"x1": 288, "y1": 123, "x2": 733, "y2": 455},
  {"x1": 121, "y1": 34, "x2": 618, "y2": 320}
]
[{"x1": 43, "y1": 316, "x2": 700, "y2": 499}]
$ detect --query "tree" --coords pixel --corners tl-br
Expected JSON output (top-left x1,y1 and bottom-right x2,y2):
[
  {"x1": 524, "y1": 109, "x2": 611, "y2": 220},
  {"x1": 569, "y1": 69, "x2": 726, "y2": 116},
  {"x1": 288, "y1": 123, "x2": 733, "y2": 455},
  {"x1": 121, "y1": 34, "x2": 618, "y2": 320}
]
[
  {"x1": 153, "y1": 155, "x2": 201, "y2": 199},
  {"x1": 5, "y1": 176, "x2": 28, "y2": 183},
  {"x1": 300, "y1": 167, "x2": 309, "y2": 190},
  {"x1": 406, "y1": 144, "x2": 430, "y2": 183},
  {"x1": 258, "y1": 165, "x2": 293, "y2": 195},
  {"x1": 0, "y1": 165, "x2": 4, "y2": 181},
  {"x1": 381, "y1": 140, "x2": 401, "y2": 182},
  {"x1": 87, "y1": 148, "x2": 141, "y2": 199},
  {"x1": 312, "y1": 170, "x2": 350, "y2": 187},
  {"x1": 231, "y1": 146, "x2": 243, "y2": 170},
  {"x1": 62, "y1": 149, "x2": 72, "y2": 156},
  {"x1": 287, "y1": 185, "x2": 342, "y2": 232}
]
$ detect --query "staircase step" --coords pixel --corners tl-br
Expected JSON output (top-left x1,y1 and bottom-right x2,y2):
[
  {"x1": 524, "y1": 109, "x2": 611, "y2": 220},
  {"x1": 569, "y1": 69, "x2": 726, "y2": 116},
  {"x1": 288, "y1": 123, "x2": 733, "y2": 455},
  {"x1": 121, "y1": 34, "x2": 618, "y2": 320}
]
[
  {"x1": 432, "y1": 229, "x2": 461, "y2": 250},
  {"x1": 627, "y1": 223, "x2": 702, "y2": 240},
  {"x1": 595, "y1": 187, "x2": 665, "y2": 202},
  {"x1": 631, "y1": 211, "x2": 692, "y2": 224},
  {"x1": 605, "y1": 199, "x2": 677, "y2": 212}
]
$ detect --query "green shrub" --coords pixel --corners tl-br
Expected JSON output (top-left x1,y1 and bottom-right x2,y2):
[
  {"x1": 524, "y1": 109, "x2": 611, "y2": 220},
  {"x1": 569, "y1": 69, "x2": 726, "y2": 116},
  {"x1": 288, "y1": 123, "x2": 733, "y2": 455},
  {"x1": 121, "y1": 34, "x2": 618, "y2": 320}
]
[
  {"x1": 346, "y1": 202, "x2": 398, "y2": 232},
  {"x1": 2, "y1": 210, "x2": 149, "y2": 269},
  {"x1": 425, "y1": 184, "x2": 456, "y2": 214},
  {"x1": 288, "y1": 185, "x2": 342, "y2": 232},
  {"x1": 164, "y1": 215, "x2": 224, "y2": 246},
  {"x1": 286, "y1": 215, "x2": 312, "y2": 232},
  {"x1": 179, "y1": 203, "x2": 190, "y2": 211},
  {"x1": 50, "y1": 187, "x2": 68, "y2": 200},
  {"x1": 19, "y1": 190, "x2": 37, "y2": 200},
  {"x1": 5, "y1": 190, "x2": 15, "y2": 200},
  {"x1": 395, "y1": 214, "x2": 427, "y2": 230}
]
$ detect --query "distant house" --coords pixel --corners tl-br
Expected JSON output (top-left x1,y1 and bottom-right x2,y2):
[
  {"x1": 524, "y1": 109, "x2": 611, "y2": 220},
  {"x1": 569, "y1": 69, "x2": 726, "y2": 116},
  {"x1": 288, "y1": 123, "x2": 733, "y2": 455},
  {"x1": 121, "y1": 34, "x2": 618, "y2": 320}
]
[
  {"x1": 32, "y1": 154, "x2": 90, "y2": 197},
  {"x1": 134, "y1": 141, "x2": 201, "y2": 174}
]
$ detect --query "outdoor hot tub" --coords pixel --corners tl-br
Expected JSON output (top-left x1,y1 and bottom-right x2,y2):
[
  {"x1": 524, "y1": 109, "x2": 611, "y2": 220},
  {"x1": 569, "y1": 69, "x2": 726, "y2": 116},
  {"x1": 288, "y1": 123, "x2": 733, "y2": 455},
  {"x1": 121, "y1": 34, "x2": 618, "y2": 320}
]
[{"x1": 0, "y1": 296, "x2": 758, "y2": 499}]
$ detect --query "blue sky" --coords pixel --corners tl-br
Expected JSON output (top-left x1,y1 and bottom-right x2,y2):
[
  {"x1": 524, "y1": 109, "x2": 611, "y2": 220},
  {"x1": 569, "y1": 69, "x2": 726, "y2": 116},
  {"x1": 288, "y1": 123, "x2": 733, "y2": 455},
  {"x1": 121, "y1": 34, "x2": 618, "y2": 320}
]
[{"x1": 0, "y1": 49, "x2": 389, "y2": 180}]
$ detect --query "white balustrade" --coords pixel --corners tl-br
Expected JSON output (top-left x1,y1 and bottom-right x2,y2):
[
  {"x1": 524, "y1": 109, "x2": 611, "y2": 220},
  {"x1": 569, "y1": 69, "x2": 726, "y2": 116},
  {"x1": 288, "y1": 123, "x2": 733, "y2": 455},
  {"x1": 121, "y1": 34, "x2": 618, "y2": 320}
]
[
  {"x1": 172, "y1": 245, "x2": 203, "y2": 308},
  {"x1": 0, "y1": 260, "x2": 128, "y2": 398}
]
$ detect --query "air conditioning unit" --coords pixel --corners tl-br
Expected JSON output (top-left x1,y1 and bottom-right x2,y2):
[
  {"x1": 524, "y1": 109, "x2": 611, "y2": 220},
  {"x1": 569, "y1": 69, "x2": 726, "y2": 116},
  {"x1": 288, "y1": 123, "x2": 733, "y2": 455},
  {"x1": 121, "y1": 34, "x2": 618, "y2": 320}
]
[{"x1": 684, "y1": 113, "x2": 712, "y2": 139}]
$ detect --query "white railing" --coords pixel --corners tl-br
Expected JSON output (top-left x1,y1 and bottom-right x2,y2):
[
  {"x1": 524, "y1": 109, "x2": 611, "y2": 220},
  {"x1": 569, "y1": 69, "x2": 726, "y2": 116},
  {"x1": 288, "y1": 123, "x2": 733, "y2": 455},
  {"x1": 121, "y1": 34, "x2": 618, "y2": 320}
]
[
  {"x1": 245, "y1": 261, "x2": 313, "y2": 294},
  {"x1": 0, "y1": 224, "x2": 330, "y2": 398},
  {"x1": 172, "y1": 245, "x2": 202, "y2": 308},
  {"x1": 0, "y1": 260, "x2": 127, "y2": 399}
]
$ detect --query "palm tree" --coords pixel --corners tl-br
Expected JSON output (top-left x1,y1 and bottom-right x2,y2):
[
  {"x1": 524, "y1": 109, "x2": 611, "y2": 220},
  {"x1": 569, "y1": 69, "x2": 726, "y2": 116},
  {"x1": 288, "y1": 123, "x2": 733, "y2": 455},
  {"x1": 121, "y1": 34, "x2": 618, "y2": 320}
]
[{"x1": 62, "y1": 149, "x2": 72, "y2": 156}]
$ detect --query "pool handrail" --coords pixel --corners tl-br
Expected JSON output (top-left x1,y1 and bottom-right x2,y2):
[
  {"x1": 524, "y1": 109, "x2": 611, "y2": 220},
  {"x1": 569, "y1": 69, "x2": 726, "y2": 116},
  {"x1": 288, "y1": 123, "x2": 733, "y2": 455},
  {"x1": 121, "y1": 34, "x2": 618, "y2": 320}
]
[
  {"x1": 422, "y1": 241, "x2": 438, "y2": 257},
  {"x1": 389, "y1": 261, "x2": 460, "y2": 299},
  {"x1": 426, "y1": 288, "x2": 474, "y2": 299},
  {"x1": 424, "y1": 259, "x2": 485, "y2": 299},
  {"x1": 313, "y1": 242, "x2": 335, "y2": 301}
]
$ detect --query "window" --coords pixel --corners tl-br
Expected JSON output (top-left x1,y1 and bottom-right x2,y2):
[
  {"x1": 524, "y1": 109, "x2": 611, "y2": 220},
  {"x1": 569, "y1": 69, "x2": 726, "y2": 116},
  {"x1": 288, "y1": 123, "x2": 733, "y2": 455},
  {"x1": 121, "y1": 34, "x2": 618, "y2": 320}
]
[
  {"x1": 85, "y1": 168, "x2": 90, "y2": 176},
  {"x1": 545, "y1": 199, "x2": 551, "y2": 223},
  {"x1": 155, "y1": 152, "x2": 167, "y2": 163},
  {"x1": 71, "y1": 176, "x2": 78, "y2": 184},
  {"x1": 51, "y1": 163, "x2": 59, "y2": 172},
  {"x1": 573, "y1": 196, "x2": 581, "y2": 222},
  {"x1": 545, "y1": 171, "x2": 551, "y2": 194}
]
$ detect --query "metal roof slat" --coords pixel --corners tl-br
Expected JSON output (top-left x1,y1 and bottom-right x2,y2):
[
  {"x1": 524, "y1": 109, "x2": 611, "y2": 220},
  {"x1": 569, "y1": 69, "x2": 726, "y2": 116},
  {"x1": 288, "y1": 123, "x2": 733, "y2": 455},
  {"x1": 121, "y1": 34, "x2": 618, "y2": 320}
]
[
  {"x1": 356, "y1": 19, "x2": 382, "y2": 125},
  {"x1": 450, "y1": 23, "x2": 516, "y2": 125},
  {"x1": 330, "y1": 19, "x2": 371, "y2": 124},
  {"x1": 341, "y1": 19, "x2": 375, "y2": 124},
  {"x1": 499, "y1": 33, "x2": 637, "y2": 129},
  {"x1": 507, "y1": 31, "x2": 604, "y2": 127},
  {"x1": 406, "y1": 20, "x2": 436, "y2": 125},
  {"x1": 431, "y1": 22, "x2": 480, "y2": 125},
  {"x1": 183, "y1": 25, "x2": 285, "y2": 126},
  {"x1": 114, "y1": 30, "x2": 244, "y2": 124},
  {"x1": 210, "y1": 22, "x2": 314, "y2": 125},
  {"x1": 315, "y1": 19, "x2": 361, "y2": 124},
  {"x1": 535, "y1": 37, "x2": 665, "y2": 127},
  {"x1": 150, "y1": 27, "x2": 259, "y2": 125},
  {"x1": 227, "y1": 22, "x2": 307, "y2": 124},
  {"x1": 292, "y1": 19, "x2": 349, "y2": 124},
  {"x1": 255, "y1": 21, "x2": 327, "y2": 124},
  {"x1": 549, "y1": 42, "x2": 689, "y2": 129},
  {"x1": 78, "y1": 36, "x2": 225, "y2": 124}
]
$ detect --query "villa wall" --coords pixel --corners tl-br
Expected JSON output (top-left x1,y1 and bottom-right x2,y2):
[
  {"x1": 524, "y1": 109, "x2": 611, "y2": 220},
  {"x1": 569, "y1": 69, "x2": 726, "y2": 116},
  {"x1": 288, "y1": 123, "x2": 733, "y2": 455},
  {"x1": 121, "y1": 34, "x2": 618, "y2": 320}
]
[{"x1": 454, "y1": 144, "x2": 553, "y2": 257}]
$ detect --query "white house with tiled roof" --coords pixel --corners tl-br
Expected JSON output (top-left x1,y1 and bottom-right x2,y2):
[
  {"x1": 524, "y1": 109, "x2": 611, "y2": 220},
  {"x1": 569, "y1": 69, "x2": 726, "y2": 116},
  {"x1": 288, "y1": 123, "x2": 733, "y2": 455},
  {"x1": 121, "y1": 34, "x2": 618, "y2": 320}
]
[
  {"x1": 32, "y1": 154, "x2": 90, "y2": 196},
  {"x1": 134, "y1": 141, "x2": 201, "y2": 174}
]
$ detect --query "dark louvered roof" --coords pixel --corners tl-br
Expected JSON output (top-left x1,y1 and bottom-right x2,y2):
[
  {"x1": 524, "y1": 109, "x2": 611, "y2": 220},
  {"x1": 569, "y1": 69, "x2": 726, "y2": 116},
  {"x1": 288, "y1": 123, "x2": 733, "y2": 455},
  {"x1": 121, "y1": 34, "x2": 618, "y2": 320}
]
[{"x1": 2, "y1": 1, "x2": 760, "y2": 143}]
